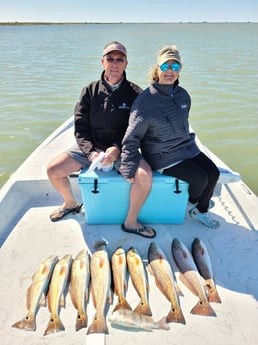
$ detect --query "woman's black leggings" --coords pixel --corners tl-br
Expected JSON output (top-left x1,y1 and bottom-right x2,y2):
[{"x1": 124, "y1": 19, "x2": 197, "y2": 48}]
[{"x1": 163, "y1": 152, "x2": 220, "y2": 213}]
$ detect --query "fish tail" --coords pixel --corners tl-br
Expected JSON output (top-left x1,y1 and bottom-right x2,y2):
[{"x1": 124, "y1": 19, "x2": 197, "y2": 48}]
[
  {"x1": 12, "y1": 314, "x2": 36, "y2": 331},
  {"x1": 113, "y1": 298, "x2": 132, "y2": 312},
  {"x1": 134, "y1": 301, "x2": 152, "y2": 316},
  {"x1": 156, "y1": 316, "x2": 170, "y2": 331},
  {"x1": 190, "y1": 300, "x2": 216, "y2": 317},
  {"x1": 44, "y1": 314, "x2": 65, "y2": 336},
  {"x1": 207, "y1": 289, "x2": 222, "y2": 303},
  {"x1": 87, "y1": 315, "x2": 108, "y2": 335},
  {"x1": 166, "y1": 306, "x2": 186, "y2": 324},
  {"x1": 75, "y1": 311, "x2": 88, "y2": 331},
  {"x1": 205, "y1": 279, "x2": 222, "y2": 303}
]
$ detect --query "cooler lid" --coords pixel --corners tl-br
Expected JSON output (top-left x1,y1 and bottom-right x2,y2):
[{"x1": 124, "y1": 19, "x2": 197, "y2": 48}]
[{"x1": 78, "y1": 168, "x2": 124, "y2": 184}]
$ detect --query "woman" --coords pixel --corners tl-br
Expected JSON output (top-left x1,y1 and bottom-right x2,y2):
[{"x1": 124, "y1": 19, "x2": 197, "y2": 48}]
[{"x1": 120, "y1": 45, "x2": 220, "y2": 229}]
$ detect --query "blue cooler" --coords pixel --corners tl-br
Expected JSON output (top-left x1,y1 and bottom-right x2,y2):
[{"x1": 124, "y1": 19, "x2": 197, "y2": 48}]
[{"x1": 78, "y1": 169, "x2": 189, "y2": 224}]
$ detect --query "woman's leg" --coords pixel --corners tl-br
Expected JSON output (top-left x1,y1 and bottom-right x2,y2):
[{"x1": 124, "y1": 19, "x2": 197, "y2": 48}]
[
  {"x1": 163, "y1": 152, "x2": 219, "y2": 212},
  {"x1": 163, "y1": 156, "x2": 208, "y2": 207},
  {"x1": 191, "y1": 152, "x2": 219, "y2": 212},
  {"x1": 163, "y1": 153, "x2": 220, "y2": 228}
]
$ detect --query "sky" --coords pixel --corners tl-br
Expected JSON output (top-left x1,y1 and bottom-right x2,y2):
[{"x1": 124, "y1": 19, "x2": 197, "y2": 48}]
[{"x1": 0, "y1": 0, "x2": 257, "y2": 23}]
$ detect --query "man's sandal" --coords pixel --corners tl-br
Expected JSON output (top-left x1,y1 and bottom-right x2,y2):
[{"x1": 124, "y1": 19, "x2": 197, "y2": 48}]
[
  {"x1": 121, "y1": 223, "x2": 156, "y2": 238},
  {"x1": 50, "y1": 204, "x2": 82, "y2": 222}
]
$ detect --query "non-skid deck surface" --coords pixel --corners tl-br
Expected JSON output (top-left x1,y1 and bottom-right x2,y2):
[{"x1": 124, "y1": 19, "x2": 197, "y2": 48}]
[{"x1": 0, "y1": 191, "x2": 258, "y2": 345}]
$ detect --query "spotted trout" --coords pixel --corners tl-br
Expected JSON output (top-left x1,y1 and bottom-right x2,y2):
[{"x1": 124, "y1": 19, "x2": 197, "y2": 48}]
[
  {"x1": 148, "y1": 242, "x2": 185, "y2": 324},
  {"x1": 87, "y1": 241, "x2": 112, "y2": 335},
  {"x1": 12, "y1": 255, "x2": 58, "y2": 331},
  {"x1": 70, "y1": 249, "x2": 91, "y2": 331},
  {"x1": 191, "y1": 238, "x2": 221, "y2": 303},
  {"x1": 126, "y1": 247, "x2": 152, "y2": 316},
  {"x1": 171, "y1": 238, "x2": 216, "y2": 317},
  {"x1": 111, "y1": 247, "x2": 132, "y2": 312},
  {"x1": 44, "y1": 254, "x2": 72, "y2": 335}
]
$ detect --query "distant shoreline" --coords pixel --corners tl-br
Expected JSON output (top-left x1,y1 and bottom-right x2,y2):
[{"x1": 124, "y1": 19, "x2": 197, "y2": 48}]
[{"x1": 0, "y1": 21, "x2": 257, "y2": 26}]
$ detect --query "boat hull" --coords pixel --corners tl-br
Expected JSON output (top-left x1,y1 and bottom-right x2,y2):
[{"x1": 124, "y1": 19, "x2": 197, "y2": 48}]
[{"x1": 0, "y1": 117, "x2": 257, "y2": 345}]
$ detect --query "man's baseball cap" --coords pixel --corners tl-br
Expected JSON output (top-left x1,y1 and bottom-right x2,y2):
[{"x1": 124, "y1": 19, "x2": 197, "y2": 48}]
[{"x1": 103, "y1": 41, "x2": 127, "y2": 57}]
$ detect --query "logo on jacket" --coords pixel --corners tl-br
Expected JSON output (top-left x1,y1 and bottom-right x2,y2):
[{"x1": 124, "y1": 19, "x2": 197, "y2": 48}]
[
  {"x1": 181, "y1": 104, "x2": 188, "y2": 109},
  {"x1": 118, "y1": 103, "x2": 130, "y2": 110}
]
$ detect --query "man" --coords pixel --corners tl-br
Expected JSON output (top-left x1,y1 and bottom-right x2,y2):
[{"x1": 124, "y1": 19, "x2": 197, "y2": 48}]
[{"x1": 47, "y1": 41, "x2": 156, "y2": 238}]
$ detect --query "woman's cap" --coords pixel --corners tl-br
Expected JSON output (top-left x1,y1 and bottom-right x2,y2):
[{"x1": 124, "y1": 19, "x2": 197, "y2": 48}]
[
  {"x1": 103, "y1": 42, "x2": 127, "y2": 57},
  {"x1": 157, "y1": 47, "x2": 181, "y2": 65}
]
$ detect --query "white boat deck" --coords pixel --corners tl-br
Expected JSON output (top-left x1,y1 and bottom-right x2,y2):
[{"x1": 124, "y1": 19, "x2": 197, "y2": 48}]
[{"x1": 0, "y1": 117, "x2": 258, "y2": 345}]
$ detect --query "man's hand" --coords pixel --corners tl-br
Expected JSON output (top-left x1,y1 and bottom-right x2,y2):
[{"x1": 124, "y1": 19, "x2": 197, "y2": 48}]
[{"x1": 103, "y1": 146, "x2": 120, "y2": 165}]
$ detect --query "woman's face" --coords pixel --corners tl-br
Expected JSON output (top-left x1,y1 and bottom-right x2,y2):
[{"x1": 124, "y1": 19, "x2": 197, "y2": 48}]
[{"x1": 157, "y1": 59, "x2": 181, "y2": 85}]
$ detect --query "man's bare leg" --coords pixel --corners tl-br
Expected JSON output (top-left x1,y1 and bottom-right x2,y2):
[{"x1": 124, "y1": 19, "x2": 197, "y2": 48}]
[
  {"x1": 123, "y1": 159, "x2": 155, "y2": 237},
  {"x1": 47, "y1": 153, "x2": 82, "y2": 212}
]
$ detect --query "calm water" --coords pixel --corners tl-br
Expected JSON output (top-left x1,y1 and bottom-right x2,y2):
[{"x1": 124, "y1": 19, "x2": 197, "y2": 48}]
[{"x1": 0, "y1": 23, "x2": 258, "y2": 195}]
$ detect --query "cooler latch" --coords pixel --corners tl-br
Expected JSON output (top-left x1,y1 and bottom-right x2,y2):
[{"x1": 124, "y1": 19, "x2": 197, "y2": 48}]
[
  {"x1": 92, "y1": 178, "x2": 99, "y2": 194},
  {"x1": 174, "y1": 178, "x2": 182, "y2": 194}
]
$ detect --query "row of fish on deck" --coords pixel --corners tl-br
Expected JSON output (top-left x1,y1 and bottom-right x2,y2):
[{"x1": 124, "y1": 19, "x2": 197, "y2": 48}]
[{"x1": 12, "y1": 237, "x2": 221, "y2": 335}]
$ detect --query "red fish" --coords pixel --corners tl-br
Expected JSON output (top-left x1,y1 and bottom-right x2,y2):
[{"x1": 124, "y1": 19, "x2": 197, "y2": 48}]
[{"x1": 172, "y1": 238, "x2": 216, "y2": 317}]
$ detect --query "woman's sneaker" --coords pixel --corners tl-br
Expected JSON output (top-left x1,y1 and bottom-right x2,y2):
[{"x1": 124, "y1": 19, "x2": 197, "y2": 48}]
[
  {"x1": 188, "y1": 199, "x2": 215, "y2": 210},
  {"x1": 208, "y1": 199, "x2": 215, "y2": 209},
  {"x1": 189, "y1": 206, "x2": 220, "y2": 229}
]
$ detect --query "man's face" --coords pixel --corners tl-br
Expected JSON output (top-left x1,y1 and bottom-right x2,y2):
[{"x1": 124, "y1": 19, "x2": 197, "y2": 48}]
[{"x1": 102, "y1": 51, "x2": 128, "y2": 84}]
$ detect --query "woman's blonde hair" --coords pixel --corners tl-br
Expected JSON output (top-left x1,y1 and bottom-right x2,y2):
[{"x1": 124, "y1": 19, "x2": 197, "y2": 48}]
[{"x1": 148, "y1": 45, "x2": 181, "y2": 82}]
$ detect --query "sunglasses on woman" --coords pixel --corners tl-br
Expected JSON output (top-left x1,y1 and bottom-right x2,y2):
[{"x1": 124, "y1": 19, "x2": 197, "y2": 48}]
[{"x1": 160, "y1": 62, "x2": 181, "y2": 72}]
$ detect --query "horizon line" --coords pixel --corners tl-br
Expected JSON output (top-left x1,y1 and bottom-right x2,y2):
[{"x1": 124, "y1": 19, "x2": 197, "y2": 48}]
[{"x1": 0, "y1": 21, "x2": 257, "y2": 25}]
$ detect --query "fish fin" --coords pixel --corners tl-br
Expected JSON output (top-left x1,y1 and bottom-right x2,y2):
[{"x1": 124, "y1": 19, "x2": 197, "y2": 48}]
[
  {"x1": 205, "y1": 279, "x2": 222, "y2": 303},
  {"x1": 26, "y1": 285, "x2": 32, "y2": 310},
  {"x1": 179, "y1": 273, "x2": 198, "y2": 296},
  {"x1": 108, "y1": 288, "x2": 113, "y2": 304},
  {"x1": 12, "y1": 313, "x2": 36, "y2": 331},
  {"x1": 44, "y1": 314, "x2": 65, "y2": 335},
  {"x1": 91, "y1": 292, "x2": 97, "y2": 309},
  {"x1": 87, "y1": 315, "x2": 108, "y2": 334},
  {"x1": 39, "y1": 293, "x2": 47, "y2": 307},
  {"x1": 134, "y1": 301, "x2": 152, "y2": 316},
  {"x1": 47, "y1": 292, "x2": 51, "y2": 311},
  {"x1": 75, "y1": 310, "x2": 88, "y2": 331},
  {"x1": 154, "y1": 277, "x2": 164, "y2": 294},
  {"x1": 113, "y1": 298, "x2": 132, "y2": 312},
  {"x1": 113, "y1": 285, "x2": 118, "y2": 296},
  {"x1": 70, "y1": 287, "x2": 79, "y2": 309},
  {"x1": 206, "y1": 288, "x2": 222, "y2": 303},
  {"x1": 190, "y1": 300, "x2": 216, "y2": 317},
  {"x1": 146, "y1": 279, "x2": 150, "y2": 292},
  {"x1": 90, "y1": 282, "x2": 97, "y2": 308},
  {"x1": 156, "y1": 316, "x2": 170, "y2": 331},
  {"x1": 207, "y1": 290, "x2": 222, "y2": 304},
  {"x1": 175, "y1": 282, "x2": 184, "y2": 297},
  {"x1": 147, "y1": 264, "x2": 154, "y2": 276},
  {"x1": 59, "y1": 293, "x2": 65, "y2": 308},
  {"x1": 166, "y1": 306, "x2": 186, "y2": 324},
  {"x1": 85, "y1": 288, "x2": 90, "y2": 302}
]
